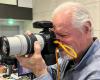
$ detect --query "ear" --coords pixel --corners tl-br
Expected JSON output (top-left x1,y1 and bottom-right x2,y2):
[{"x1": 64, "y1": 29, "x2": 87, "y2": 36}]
[{"x1": 83, "y1": 21, "x2": 91, "y2": 33}]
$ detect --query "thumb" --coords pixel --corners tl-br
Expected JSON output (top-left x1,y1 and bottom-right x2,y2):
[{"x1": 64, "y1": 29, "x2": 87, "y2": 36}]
[{"x1": 34, "y1": 41, "x2": 41, "y2": 55}]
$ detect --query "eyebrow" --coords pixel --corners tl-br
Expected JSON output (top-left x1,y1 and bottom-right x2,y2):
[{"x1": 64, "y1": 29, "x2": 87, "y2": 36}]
[{"x1": 55, "y1": 31, "x2": 70, "y2": 36}]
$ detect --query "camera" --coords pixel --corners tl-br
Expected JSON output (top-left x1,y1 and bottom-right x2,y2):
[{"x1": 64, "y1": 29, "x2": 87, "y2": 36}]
[{"x1": 0, "y1": 21, "x2": 56, "y2": 65}]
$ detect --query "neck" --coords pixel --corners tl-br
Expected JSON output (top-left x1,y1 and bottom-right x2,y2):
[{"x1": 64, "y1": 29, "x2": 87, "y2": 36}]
[{"x1": 74, "y1": 38, "x2": 93, "y2": 63}]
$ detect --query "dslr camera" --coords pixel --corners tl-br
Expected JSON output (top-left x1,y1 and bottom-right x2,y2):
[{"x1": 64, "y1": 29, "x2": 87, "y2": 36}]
[{"x1": 0, "y1": 21, "x2": 56, "y2": 66}]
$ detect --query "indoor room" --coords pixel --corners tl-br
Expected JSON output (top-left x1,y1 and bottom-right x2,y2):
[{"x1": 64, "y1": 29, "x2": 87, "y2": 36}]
[{"x1": 0, "y1": 0, "x2": 100, "y2": 80}]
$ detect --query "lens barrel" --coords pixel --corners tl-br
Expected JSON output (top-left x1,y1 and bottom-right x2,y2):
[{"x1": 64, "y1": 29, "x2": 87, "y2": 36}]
[{"x1": 0, "y1": 34, "x2": 45, "y2": 57}]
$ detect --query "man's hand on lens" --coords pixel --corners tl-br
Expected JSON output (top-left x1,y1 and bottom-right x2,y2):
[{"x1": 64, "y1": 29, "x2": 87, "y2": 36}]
[
  {"x1": 25, "y1": 30, "x2": 33, "y2": 36},
  {"x1": 16, "y1": 41, "x2": 48, "y2": 77}
]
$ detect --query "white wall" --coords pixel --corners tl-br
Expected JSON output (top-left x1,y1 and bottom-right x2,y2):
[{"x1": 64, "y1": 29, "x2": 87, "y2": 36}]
[
  {"x1": 23, "y1": 20, "x2": 34, "y2": 32},
  {"x1": 32, "y1": 0, "x2": 100, "y2": 38},
  {"x1": 0, "y1": 0, "x2": 17, "y2": 5}
]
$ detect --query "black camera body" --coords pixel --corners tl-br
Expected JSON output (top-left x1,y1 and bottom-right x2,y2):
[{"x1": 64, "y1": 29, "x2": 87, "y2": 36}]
[{"x1": 0, "y1": 21, "x2": 56, "y2": 66}]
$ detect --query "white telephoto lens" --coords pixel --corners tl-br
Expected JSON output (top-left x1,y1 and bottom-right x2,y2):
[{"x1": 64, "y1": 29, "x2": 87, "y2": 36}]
[
  {"x1": 15, "y1": 35, "x2": 28, "y2": 55},
  {"x1": 7, "y1": 35, "x2": 28, "y2": 56}
]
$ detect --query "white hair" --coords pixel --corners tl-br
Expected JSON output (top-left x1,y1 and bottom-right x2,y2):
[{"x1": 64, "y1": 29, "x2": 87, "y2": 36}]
[{"x1": 52, "y1": 2, "x2": 92, "y2": 30}]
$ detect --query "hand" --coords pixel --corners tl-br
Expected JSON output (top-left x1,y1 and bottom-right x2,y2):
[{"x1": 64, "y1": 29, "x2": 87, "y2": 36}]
[
  {"x1": 16, "y1": 41, "x2": 48, "y2": 77},
  {"x1": 25, "y1": 30, "x2": 33, "y2": 36}
]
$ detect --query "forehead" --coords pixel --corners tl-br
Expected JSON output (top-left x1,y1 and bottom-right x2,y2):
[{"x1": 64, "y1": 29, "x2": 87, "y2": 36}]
[
  {"x1": 52, "y1": 10, "x2": 73, "y2": 29},
  {"x1": 52, "y1": 18, "x2": 73, "y2": 33},
  {"x1": 53, "y1": 25, "x2": 76, "y2": 35}
]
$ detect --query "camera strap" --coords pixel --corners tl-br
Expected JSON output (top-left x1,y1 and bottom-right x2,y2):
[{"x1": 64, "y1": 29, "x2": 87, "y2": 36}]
[{"x1": 54, "y1": 40, "x2": 78, "y2": 80}]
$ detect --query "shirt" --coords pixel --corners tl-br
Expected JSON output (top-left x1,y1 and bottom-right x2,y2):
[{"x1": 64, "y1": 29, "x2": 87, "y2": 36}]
[{"x1": 34, "y1": 38, "x2": 100, "y2": 80}]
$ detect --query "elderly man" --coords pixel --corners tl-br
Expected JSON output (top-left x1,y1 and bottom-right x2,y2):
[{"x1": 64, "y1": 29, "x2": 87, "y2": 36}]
[{"x1": 16, "y1": 2, "x2": 100, "y2": 80}]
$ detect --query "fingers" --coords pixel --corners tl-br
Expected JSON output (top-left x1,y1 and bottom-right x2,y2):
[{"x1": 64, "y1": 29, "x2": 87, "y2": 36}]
[
  {"x1": 16, "y1": 55, "x2": 32, "y2": 68},
  {"x1": 25, "y1": 30, "x2": 33, "y2": 36},
  {"x1": 16, "y1": 55, "x2": 27, "y2": 63},
  {"x1": 34, "y1": 41, "x2": 41, "y2": 55},
  {"x1": 15, "y1": 41, "x2": 47, "y2": 76}
]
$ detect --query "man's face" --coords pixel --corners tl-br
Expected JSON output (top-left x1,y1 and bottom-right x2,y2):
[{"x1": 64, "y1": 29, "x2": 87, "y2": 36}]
[{"x1": 52, "y1": 12, "x2": 88, "y2": 56}]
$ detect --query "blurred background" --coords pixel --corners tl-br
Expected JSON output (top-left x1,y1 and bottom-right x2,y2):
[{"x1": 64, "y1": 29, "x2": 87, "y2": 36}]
[
  {"x1": 0, "y1": 0, "x2": 99, "y2": 79},
  {"x1": 0, "y1": 0, "x2": 100, "y2": 38}
]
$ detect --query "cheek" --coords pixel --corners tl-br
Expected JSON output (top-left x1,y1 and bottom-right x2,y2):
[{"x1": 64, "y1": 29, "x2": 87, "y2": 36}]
[
  {"x1": 72, "y1": 37, "x2": 85, "y2": 54},
  {"x1": 63, "y1": 38, "x2": 82, "y2": 52}
]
